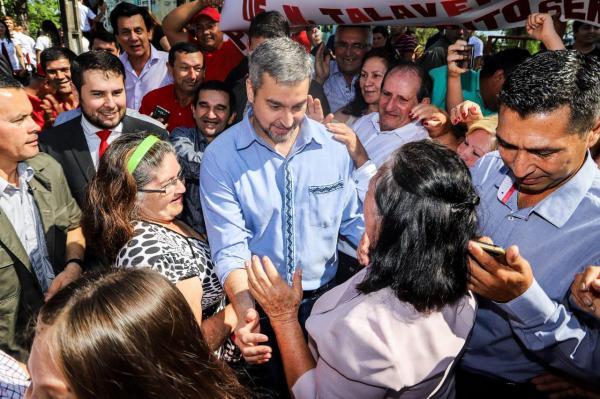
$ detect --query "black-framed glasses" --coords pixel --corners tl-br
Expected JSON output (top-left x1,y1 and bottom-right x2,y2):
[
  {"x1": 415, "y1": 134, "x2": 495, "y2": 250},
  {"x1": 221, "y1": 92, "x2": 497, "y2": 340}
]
[{"x1": 138, "y1": 171, "x2": 184, "y2": 195}]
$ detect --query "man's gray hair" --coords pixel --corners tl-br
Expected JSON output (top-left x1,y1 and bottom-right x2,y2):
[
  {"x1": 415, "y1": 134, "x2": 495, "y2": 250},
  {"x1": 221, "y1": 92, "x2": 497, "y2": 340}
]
[{"x1": 248, "y1": 37, "x2": 313, "y2": 90}]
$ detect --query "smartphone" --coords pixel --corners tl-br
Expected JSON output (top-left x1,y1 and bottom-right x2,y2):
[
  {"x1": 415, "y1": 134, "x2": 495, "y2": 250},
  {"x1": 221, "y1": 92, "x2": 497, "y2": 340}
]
[
  {"x1": 151, "y1": 105, "x2": 171, "y2": 123},
  {"x1": 472, "y1": 240, "x2": 506, "y2": 257},
  {"x1": 458, "y1": 44, "x2": 475, "y2": 69}
]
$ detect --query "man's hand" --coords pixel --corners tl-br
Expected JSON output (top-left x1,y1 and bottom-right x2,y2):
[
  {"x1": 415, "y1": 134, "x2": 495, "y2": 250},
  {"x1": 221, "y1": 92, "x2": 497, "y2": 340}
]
[
  {"x1": 306, "y1": 94, "x2": 334, "y2": 124},
  {"x1": 467, "y1": 237, "x2": 534, "y2": 302},
  {"x1": 410, "y1": 103, "x2": 449, "y2": 138},
  {"x1": 447, "y1": 40, "x2": 469, "y2": 78},
  {"x1": 570, "y1": 266, "x2": 600, "y2": 318},
  {"x1": 526, "y1": 13, "x2": 565, "y2": 51},
  {"x1": 325, "y1": 122, "x2": 369, "y2": 168},
  {"x1": 314, "y1": 43, "x2": 332, "y2": 85},
  {"x1": 234, "y1": 308, "x2": 272, "y2": 364},
  {"x1": 45, "y1": 262, "x2": 82, "y2": 301},
  {"x1": 449, "y1": 100, "x2": 484, "y2": 125},
  {"x1": 246, "y1": 255, "x2": 302, "y2": 324}
]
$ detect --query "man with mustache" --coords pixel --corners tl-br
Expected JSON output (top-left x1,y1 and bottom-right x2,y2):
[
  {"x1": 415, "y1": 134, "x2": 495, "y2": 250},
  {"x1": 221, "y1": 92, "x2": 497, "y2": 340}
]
[
  {"x1": 140, "y1": 42, "x2": 204, "y2": 132},
  {"x1": 110, "y1": 2, "x2": 173, "y2": 111},
  {"x1": 39, "y1": 51, "x2": 168, "y2": 208},
  {"x1": 163, "y1": 1, "x2": 244, "y2": 82},
  {"x1": 200, "y1": 37, "x2": 364, "y2": 398},
  {"x1": 170, "y1": 80, "x2": 235, "y2": 233},
  {"x1": 315, "y1": 25, "x2": 370, "y2": 113}
]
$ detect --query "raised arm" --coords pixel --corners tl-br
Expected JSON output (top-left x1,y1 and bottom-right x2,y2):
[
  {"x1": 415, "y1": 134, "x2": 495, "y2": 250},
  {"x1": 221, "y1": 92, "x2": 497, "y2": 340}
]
[{"x1": 162, "y1": 0, "x2": 221, "y2": 45}]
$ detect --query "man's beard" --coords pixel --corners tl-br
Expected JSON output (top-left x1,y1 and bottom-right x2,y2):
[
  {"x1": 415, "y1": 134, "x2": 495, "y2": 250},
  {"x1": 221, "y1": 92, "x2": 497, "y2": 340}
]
[
  {"x1": 82, "y1": 106, "x2": 125, "y2": 130},
  {"x1": 252, "y1": 115, "x2": 297, "y2": 144}
]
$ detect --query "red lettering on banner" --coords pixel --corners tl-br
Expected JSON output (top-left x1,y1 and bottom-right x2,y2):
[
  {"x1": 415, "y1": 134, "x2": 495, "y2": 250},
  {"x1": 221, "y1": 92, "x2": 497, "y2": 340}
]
[
  {"x1": 364, "y1": 7, "x2": 393, "y2": 21},
  {"x1": 503, "y1": 0, "x2": 531, "y2": 23},
  {"x1": 412, "y1": 3, "x2": 437, "y2": 18},
  {"x1": 564, "y1": 0, "x2": 586, "y2": 20},
  {"x1": 242, "y1": 0, "x2": 266, "y2": 21},
  {"x1": 589, "y1": 0, "x2": 600, "y2": 23},
  {"x1": 283, "y1": 5, "x2": 308, "y2": 25},
  {"x1": 225, "y1": 31, "x2": 248, "y2": 52},
  {"x1": 320, "y1": 8, "x2": 346, "y2": 24},
  {"x1": 441, "y1": 0, "x2": 471, "y2": 17},
  {"x1": 474, "y1": 9, "x2": 501, "y2": 29},
  {"x1": 347, "y1": 8, "x2": 372, "y2": 23},
  {"x1": 390, "y1": 5, "x2": 417, "y2": 19},
  {"x1": 539, "y1": 0, "x2": 562, "y2": 15}
]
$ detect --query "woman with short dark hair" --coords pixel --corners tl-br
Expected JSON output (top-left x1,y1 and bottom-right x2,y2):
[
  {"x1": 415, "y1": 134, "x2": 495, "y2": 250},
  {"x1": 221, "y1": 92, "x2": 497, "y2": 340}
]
[
  {"x1": 247, "y1": 140, "x2": 478, "y2": 398},
  {"x1": 25, "y1": 268, "x2": 246, "y2": 399}
]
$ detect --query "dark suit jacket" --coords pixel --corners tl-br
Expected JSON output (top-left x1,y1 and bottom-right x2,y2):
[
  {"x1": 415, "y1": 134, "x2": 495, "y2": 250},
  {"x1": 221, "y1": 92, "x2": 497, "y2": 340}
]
[{"x1": 39, "y1": 115, "x2": 169, "y2": 207}]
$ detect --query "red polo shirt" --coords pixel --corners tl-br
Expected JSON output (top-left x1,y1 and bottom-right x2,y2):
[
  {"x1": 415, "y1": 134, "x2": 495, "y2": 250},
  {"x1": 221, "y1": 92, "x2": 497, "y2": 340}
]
[
  {"x1": 203, "y1": 37, "x2": 245, "y2": 82},
  {"x1": 28, "y1": 94, "x2": 47, "y2": 130},
  {"x1": 139, "y1": 84, "x2": 195, "y2": 132}
]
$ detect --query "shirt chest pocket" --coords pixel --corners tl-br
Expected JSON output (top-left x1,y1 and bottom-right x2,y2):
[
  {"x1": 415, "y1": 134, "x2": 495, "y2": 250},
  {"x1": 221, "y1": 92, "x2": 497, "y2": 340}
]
[{"x1": 308, "y1": 180, "x2": 344, "y2": 228}]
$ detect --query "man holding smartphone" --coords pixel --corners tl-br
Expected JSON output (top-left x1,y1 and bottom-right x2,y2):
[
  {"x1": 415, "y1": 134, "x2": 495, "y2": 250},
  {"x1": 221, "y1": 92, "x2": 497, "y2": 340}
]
[
  {"x1": 456, "y1": 50, "x2": 600, "y2": 398},
  {"x1": 139, "y1": 42, "x2": 204, "y2": 132}
]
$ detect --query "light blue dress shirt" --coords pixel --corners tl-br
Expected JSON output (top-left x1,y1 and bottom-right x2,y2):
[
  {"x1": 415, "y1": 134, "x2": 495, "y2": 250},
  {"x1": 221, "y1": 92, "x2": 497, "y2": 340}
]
[
  {"x1": 200, "y1": 112, "x2": 364, "y2": 290},
  {"x1": 323, "y1": 61, "x2": 358, "y2": 114},
  {"x1": 461, "y1": 151, "x2": 600, "y2": 382}
]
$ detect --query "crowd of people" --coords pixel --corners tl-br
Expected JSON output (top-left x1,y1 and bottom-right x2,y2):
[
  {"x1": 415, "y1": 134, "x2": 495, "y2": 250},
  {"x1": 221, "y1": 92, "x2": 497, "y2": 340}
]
[{"x1": 0, "y1": 0, "x2": 599, "y2": 398}]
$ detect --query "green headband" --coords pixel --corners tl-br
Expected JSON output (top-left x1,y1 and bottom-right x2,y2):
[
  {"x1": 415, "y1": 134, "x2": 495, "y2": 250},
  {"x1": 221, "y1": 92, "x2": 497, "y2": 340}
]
[{"x1": 127, "y1": 135, "x2": 160, "y2": 174}]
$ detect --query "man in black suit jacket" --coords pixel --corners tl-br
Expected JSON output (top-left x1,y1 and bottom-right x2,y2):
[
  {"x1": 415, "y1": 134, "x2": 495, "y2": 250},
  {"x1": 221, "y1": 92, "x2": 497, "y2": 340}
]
[{"x1": 40, "y1": 51, "x2": 168, "y2": 207}]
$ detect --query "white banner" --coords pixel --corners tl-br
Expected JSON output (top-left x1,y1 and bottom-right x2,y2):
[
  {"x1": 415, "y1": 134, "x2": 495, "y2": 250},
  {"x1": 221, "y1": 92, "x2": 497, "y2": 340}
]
[{"x1": 220, "y1": 0, "x2": 599, "y2": 31}]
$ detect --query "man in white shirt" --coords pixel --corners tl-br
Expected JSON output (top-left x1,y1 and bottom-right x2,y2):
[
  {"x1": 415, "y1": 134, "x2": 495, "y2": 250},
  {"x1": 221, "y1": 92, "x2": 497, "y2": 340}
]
[
  {"x1": 77, "y1": 0, "x2": 103, "y2": 40},
  {"x1": 110, "y1": 2, "x2": 173, "y2": 110},
  {"x1": 40, "y1": 51, "x2": 168, "y2": 207}
]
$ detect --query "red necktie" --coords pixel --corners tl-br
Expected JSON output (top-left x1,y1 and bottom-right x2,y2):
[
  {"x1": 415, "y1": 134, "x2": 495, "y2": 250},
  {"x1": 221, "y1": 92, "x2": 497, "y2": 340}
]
[{"x1": 96, "y1": 130, "x2": 111, "y2": 159}]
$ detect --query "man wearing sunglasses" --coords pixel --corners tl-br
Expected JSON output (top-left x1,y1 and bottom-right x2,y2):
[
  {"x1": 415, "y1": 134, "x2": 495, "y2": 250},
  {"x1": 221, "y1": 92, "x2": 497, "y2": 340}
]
[{"x1": 315, "y1": 25, "x2": 371, "y2": 113}]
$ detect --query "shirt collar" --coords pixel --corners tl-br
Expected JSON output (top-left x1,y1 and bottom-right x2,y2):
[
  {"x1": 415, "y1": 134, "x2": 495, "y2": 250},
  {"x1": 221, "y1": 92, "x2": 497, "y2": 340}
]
[
  {"x1": 235, "y1": 108, "x2": 322, "y2": 151},
  {"x1": 119, "y1": 45, "x2": 161, "y2": 69},
  {"x1": 0, "y1": 162, "x2": 34, "y2": 198},
  {"x1": 494, "y1": 153, "x2": 598, "y2": 228},
  {"x1": 81, "y1": 114, "x2": 123, "y2": 138},
  {"x1": 329, "y1": 60, "x2": 358, "y2": 84}
]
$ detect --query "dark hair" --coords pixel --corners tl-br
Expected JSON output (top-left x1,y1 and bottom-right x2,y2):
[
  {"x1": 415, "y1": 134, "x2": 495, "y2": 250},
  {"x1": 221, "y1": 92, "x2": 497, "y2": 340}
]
[
  {"x1": 0, "y1": 20, "x2": 11, "y2": 42},
  {"x1": 168, "y1": 41, "x2": 202, "y2": 66},
  {"x1": 89, "y1": 28, "x2": 118, "y2": 50},
  {"x1": 0, "y1": 73, "x2": 23, "y2": 89},
  {"x1": 71, "y1": 51, "x2": 125, "y2": 92},
  {"x1": 372, "y1": 26, "x2": 389, "y2": 38},
  {"x1": 383, "y1": 60, "x2": 433, "y2": 102},
  {"x1": 40, "y1": 47, "x2": 76, "y2": 73},
  {"x1": 40, "y1": 19, "x2": 60, "y2": 46},
  {"x1": 248, "y1": 11, "x2": 290, "y2": 39},
  {"x1": 499, "y1": 50, "x2": 600, "y2": 135},
  {"x1": 110, "y1": 2, "x2": 154, "y2": 34},
  {"x1": 82, "y1": 131, "x2": 175, "y2": 264},
  {"x1": 357, "y1": 141, "x2": 478, "y2": 312},
  {"x1": 37, "y1": 268, "x2": 247, "y2": 399},
  {"x1": 480, "y1": 48, "x2": 530, "y2": 79},
  {"x1": 343, "y1": 48, "x2": 395, "y2": 117},
  {"x1": 192, "y1": 80, "x2": 236, "y2": 112}
]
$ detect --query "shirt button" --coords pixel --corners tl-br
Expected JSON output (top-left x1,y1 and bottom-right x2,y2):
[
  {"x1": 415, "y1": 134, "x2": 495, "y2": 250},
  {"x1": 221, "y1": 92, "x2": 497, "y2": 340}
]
[{"x1": 507, "y1": 216, "x2": 514, "y2": 221}]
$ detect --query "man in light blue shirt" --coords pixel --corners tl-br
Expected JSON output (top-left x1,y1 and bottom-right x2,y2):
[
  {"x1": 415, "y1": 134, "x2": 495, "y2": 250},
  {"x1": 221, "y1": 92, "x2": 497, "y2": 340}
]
[
  {"x1": 457, "y1": 50, "x2": 600, "y2": 397},
  {"x1": 200, "y1": 37, "x2": 363, "y2": 397}
]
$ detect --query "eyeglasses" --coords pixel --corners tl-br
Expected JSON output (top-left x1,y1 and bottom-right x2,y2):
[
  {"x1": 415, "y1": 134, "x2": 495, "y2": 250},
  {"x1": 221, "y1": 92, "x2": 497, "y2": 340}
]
[
  {"x1": 138, "y1": 171, "x2": 184, "y2": 195},
  {"x1": 334, "y1": 42, "x2": 368, "y2": 51}
]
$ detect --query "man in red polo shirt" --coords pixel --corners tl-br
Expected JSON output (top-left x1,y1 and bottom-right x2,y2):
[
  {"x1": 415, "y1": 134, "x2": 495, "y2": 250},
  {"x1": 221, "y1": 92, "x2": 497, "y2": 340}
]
[
  {"x1": 139, "y1": 42, "x2": 204, "y2": 132},
  {"x1": 163, "y1": 1, "x2": 244, "y2": 82}
]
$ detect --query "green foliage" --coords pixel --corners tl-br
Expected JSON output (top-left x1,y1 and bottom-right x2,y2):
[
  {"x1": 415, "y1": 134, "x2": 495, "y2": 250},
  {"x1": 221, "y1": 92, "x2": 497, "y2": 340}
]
[
  {"x1": 0, "y1": 0, "x2": 60, "y2": 36},
  {"x1": 27, "y1": 0, "x2": 60, "y2": 36},
  {"x1": 414, "y1": 27, "x2": 440, "y2": 48}
]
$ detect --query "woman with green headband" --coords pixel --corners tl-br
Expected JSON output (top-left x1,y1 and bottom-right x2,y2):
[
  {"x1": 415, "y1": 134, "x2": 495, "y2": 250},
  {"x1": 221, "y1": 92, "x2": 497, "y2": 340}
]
[{"x1": 81, "y1": 131, "x2": 237, "y2": 354}]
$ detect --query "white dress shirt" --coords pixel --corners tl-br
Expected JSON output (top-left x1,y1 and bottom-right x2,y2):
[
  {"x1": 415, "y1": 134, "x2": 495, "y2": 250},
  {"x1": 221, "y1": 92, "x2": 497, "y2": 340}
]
[
  {"x1": 120, "y1": 45, "x2": 173, "y2": 111},
  {"x1": 81, "y1": 115, "x2": 123, "y2": 169}
]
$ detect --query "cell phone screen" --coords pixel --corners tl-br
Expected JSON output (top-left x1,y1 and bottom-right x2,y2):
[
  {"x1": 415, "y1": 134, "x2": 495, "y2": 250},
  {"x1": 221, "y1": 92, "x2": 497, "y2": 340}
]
[{"x1": 151, "y1": 105, "x2": 171, "y2": 123}]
